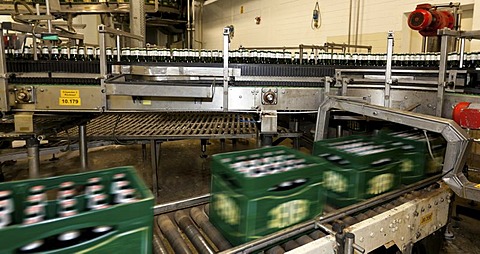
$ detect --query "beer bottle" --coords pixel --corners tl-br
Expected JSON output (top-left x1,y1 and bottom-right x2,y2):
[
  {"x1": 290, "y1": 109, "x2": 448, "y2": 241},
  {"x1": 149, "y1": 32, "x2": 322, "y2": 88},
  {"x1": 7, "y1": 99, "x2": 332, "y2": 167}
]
[
  {"x1": 275, "y1": 51, "x2": 283, "y2": 64},
  {"x1": 105, "y1": 47, "x2": 114, "y2": 62},
  {"x1": 5, "y1": 48, "x2": 12, "y2": 61},
  {"x1": 131, "y1": 48, "x2": 140, "y2": 62},
  {"x1": 56, "y1": 181, "x2": 80, "y2": 242},
  {"x1": 59, "y1": 46, "x2": 69, "y2": 60},
  {"x1": 351, "y1": 53, "x2": 358, "y2": 66},
  {"x1": 51, "y1": 46, "x2": 60, "y2": 60},
  {"x1": 0, "y1": 190, "x2": 13, "y2": 228},
  {"x1": 293, "y1": 52, "x2": 300, "y2": 65},
  {"x1": 78, "y1": 46, "x2": 86, "y2": 61},
  {"x1": 24, "y1": 46, "x2": 33, "y2": 60},
  {"x1": 121, "y1": 47, "x2": 131, "y2": 62},
  {"x1": 85, "y1": 177, "x2": 112, "y2": 234},
  {"x1": 111, "y1": 173, "x2": 137, "y2": 204},
  {"x1": 41, "y1": 46, "x2": 50, "y2": 60},
  {"x1": 20, "y1": 186, "x2": 47, "y2": 252},
  {"x1": 69, "y1": 46, "x2": 78, "y2": 61},
  {"x1": 302, "y1": 51, "x2": 308, "y2": 65},
  {"x1": 140, "y1": 48, "x2": 148, "y2": 62},
  {"x1": 308, "y1": 50, "x2": 315, "y2": 65},
  {"x1": 330, "y1": 53, "x2": 337, "y2": 65},
  {"x1": 86, "y1": 47, "x2": 95, "y2": 61},
  {"x1": 113, "y1": 48, "x2": 119, "y2": 61},
  {"x1": 284, "y1": 51, "x2": 292, "y2": 64},
  {"x1": 95, "y1": 47, "x2": 101, "y2": 60},
  {"x1": 147, "y1": 48, "x2": 155, "y2": 62},
  {"x1": 13, "y1": 48, "x2": 22, "y2": 60}
]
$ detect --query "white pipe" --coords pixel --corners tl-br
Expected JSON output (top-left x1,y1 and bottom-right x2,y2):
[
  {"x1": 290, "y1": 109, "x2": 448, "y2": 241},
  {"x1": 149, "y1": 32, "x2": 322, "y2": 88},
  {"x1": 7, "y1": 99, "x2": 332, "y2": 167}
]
[
  {"x1": 203, "y1": 0, "x2": 219, "y2": 6},
  {"x1": 46, "y1": 0, "x2": 52, "y2": 33},
  {"x1": 187, "y1": 0, "x2": 191, "y2": 48},
  {"x1": 192, "y1": 0, "x2": 195, "y2": 49}
]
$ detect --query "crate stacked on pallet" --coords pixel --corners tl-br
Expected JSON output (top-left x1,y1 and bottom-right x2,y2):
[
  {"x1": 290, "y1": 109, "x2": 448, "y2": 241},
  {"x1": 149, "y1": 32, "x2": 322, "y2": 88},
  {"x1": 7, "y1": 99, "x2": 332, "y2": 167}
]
[
  {"x1": 209, "y1": 146, "x2": 326, "y2": 246},
  {"x1": 376, "y1": 130, "x2": 446, "y2": 183},
  {"x1": 0, "y1": 166, "x2": 153, "y2": 254},
  {"x1": 313, "y1": 135, "x2": 402, "y2": 208}
]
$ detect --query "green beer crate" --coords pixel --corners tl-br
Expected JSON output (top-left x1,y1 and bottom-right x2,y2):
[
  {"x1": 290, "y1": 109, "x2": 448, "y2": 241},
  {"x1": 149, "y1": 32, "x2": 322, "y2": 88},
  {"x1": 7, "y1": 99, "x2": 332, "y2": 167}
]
[
  {"x1": 313, "y1": 136, "x2": 402, "y2": 208},
  {"x1": 313, "y1": 135, "x2": 400, "y2": 166},
  {"x1": 209, "y1": 174, "x2": 325, "y2": 246},
  {"x1": 0, "y1": 166, "x2": 153, "y2": 254},
  {"x1": 211, "y1": 146, "x2": 326, "y2": 196},
  {"x1": 377, "y1": 130, "x2": 446, "y2": 181}
]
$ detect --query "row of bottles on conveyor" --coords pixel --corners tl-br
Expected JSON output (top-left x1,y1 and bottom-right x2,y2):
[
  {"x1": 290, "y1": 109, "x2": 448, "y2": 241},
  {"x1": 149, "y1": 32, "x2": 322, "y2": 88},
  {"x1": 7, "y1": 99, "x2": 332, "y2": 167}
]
[
  {"x1": 16, "y1": 0, "x2": 179, "y2": 6},
  {"x1": 6, "y1": 46, "x2": 480, "y2": 68}
]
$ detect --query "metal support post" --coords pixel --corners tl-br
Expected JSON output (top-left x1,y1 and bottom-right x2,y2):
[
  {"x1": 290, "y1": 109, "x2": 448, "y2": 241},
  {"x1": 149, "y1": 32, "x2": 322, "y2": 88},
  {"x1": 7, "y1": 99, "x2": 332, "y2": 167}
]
[
  {"x1": 116, "y1": 33, "x2": 121, "y2": 62},
  {"x1": 459, "y1": 37, "x2": 466, "y2": 69},
  {"x1": 79, "y1": 124, "x2": 88, "y2": 170},
  {"x1": 150, "y1": 140, "x2": 161, "y2": 201},
  {"x1": 437, "y1": 31, "x2": 449, "y2": 117},
  {"x1": 99, "y1": 28, "x2": 107, "y2": 81},
  {"x1": 222, "y1": 26, "x2": 233, "y2": 111},
  {"x1": 384, "y1": 31, "x2": 394, "y2": 108},
  {"x1": 344, "y1": 233, "x2": 355, "y2": 254},
  {"x1": 26, "y1": 138, "x2": 40, "y2": 179},
  {"x1": 0, "y1": 27, "x2": 7, "y2": 112},
  {"x1": 129, "y1": 0, "x2": 145, "y2": 47},
  {"x1": 261, "y1": 135, "x2": 273, "y2": 147}
]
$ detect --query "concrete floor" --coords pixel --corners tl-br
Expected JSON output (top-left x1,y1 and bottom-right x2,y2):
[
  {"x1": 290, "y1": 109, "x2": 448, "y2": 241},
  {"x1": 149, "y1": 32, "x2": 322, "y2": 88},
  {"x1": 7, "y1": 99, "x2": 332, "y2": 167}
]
[{"x1": 1, "y1": 139, "x2": 480, "y2": 253}]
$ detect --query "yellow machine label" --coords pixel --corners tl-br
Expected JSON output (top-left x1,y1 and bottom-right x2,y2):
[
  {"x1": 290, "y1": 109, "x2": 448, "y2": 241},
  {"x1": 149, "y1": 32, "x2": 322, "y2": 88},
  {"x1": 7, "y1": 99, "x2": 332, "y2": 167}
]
[
  {"x1": 59, "y1": 90, "x2": 81, "y2": 106},
  {"x1": 420, "y1": 212, "x2": 433, "y2": 226},
  {"x1": 59, "y1": 98, "x2": 81, "y2": 106},
  {"x1": 60, "y1": 90, "x2": 80, "y2": 98}
]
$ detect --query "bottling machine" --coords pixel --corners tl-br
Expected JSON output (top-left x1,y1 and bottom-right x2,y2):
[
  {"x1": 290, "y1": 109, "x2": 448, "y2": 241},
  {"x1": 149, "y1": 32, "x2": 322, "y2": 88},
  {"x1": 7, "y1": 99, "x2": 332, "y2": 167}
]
[{"x1": 0, "y1": 2, "x2": 480, "y2": 252}]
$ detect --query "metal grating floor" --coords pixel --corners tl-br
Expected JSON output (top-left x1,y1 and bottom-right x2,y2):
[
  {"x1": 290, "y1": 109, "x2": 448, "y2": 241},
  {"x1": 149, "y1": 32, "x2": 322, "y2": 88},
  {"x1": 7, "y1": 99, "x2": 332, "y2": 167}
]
[{"x1": 56, "y1": 112, "x2": 258, "y2": 140}]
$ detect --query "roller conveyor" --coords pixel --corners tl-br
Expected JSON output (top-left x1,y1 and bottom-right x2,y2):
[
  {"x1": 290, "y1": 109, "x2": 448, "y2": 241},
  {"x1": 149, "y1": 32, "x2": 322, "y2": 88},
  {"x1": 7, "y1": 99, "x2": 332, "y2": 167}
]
[
  {"x1": 152, "y1": 179, "x2": 451, "y2": 254},
  {"x1": 55, "y1": 112, "x2": 258, "y2": 140}
]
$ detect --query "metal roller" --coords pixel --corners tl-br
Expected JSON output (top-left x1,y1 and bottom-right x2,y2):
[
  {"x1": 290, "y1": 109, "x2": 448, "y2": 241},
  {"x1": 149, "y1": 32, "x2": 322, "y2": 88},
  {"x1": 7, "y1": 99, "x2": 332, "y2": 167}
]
[
  {"x1": 281, "y1": 240, "x2": 300, "y2": 251},
  {"x1": 203, "y1": 204, "x2": 210, "y2": 215},
  {"x1": 295, "y1": 235, "x2": 314, "y2": 245},
  {"x1": 190, "y1": 207, "x2": 232, "y2": 251},
  {"x1": 157, "y1": 215, "x2": 193, "y2": 254},
  {"x1": 265, "y1": 246, "x2": 285, "y2": 254},
  {"x1": 153, "y1": 222, "x2": 169, "y2": 254},
  {"x1": 308, "y1": 230, "x2": 326, "y2": 240},
  {"x1": 174, "y1": 210, "x2": 216, "y2": 254},
  {"x1": 342, "y1": 216, "x2": 358, "y2": 226}
]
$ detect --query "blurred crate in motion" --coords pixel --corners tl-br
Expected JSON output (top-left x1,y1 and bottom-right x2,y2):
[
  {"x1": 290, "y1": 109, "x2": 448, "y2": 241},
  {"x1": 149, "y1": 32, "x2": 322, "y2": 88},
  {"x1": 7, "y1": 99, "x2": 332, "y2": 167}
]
[
  {"x1": 0, "y1": 166, "x2": 153, "y2": 254},
  {"x1": 377, "y1": 130, "x2": 446, "y2": 183},
  {"x1": 313, "y1": 135, "x2": 402, "y2": 208},
  {"x1": 209, "y1": 146, "x2": 325, "y2": 245}
]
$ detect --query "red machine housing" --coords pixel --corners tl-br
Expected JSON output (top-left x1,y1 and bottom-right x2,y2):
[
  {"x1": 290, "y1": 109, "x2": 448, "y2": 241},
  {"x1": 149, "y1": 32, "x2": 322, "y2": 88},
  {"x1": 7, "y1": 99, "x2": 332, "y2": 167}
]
[
  {"x1": 453, "y1": 102, "x2": 480, "y2": 130},
  {"x1": 408, "y1": 4, "x2": 454, "y2": 36}
]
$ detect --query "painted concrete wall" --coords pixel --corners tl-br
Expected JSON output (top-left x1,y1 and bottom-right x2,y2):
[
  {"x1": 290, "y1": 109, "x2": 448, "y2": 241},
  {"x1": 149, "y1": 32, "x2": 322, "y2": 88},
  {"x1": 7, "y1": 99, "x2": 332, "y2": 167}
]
[{"x1": 199, "y1": 0, "x2": 479, "y2": 52}]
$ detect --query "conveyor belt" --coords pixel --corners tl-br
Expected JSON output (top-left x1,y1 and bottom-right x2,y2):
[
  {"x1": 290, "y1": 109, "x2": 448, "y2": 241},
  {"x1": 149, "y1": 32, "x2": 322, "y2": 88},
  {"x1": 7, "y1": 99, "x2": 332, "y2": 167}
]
[
  {"x1": 56, "y1": 112, "x2": 259, "y2": 140},
  {"x1": 152, "y1": 181, "x2": 446, "y2": 254}
]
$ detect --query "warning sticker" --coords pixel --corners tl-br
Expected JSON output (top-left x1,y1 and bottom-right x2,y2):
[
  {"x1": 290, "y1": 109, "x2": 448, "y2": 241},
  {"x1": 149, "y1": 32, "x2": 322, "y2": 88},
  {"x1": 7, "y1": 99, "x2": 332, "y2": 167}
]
[
  {"x1": 60, "y1": 90, "x2": 80, "y2": 98},
  {"x1": 420, "y1": 212, "x2": 433, "y2": 226}
]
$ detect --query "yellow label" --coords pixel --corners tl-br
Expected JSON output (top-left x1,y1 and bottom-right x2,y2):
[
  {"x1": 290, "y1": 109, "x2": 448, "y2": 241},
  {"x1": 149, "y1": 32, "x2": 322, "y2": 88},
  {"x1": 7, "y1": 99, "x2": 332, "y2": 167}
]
[
  {"x1": 420, "y1": 212, "x2": 433, "y2": 226},
  {"x1": 475, "y1": 184, "x2": 480, "y2": 189},
  {"x1": 59, "y1": 98, "x2": 81, "y2": 106},
  {"x1": 142, "y1": 100, "x2": 152, "y2": 106},
  {"x1": 60, "y1": 90, "x2": 80, "y2": 98}
]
